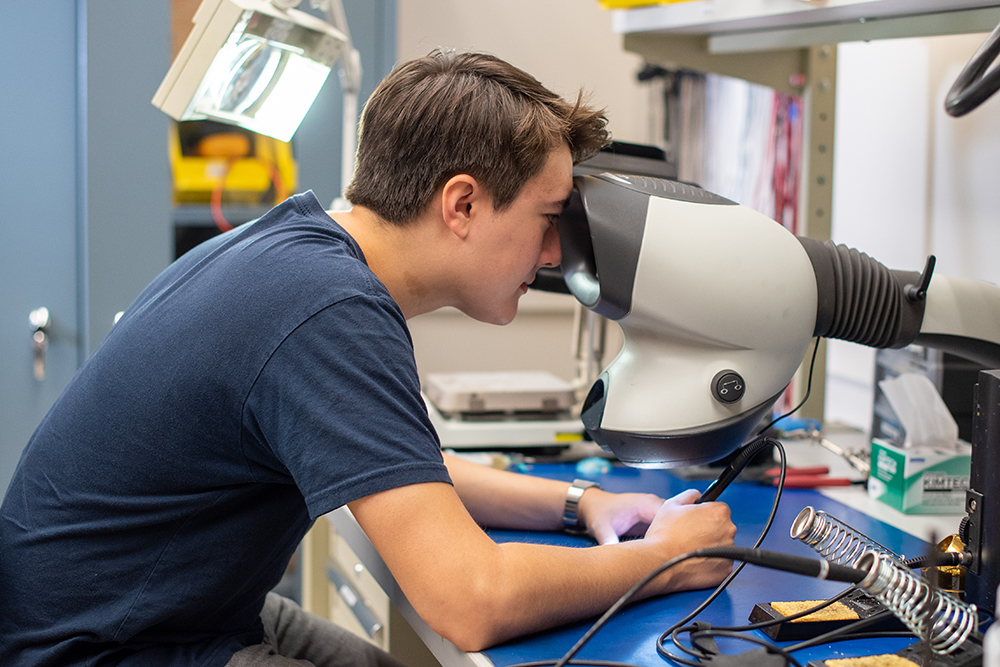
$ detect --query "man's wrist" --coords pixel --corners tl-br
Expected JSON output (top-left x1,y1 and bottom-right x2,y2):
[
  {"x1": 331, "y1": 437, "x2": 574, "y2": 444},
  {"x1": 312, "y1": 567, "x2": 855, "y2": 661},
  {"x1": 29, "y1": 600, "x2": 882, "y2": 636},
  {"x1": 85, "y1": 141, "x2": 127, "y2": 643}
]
[{"x1": 563, "y1": 479, "x2": 601, "y2": 533}]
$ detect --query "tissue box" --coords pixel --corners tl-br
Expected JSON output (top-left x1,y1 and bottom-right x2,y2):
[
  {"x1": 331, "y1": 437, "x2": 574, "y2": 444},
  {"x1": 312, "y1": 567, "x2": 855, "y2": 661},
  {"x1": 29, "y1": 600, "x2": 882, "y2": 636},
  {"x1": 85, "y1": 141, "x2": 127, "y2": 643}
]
[
  {"x1": 872, "y1": 346, "x2": 982, "y2": 446},
  {"x1": 868, "y1": 439, "x2": 971, "y2": 514}
]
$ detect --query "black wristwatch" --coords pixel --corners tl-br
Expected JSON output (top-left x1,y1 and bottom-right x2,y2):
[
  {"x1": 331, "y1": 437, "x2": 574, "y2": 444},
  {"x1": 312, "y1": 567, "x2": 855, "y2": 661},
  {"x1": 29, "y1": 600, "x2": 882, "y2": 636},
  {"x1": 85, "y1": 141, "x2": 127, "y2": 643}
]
[{"x1": 563, "y1": 479, "x2": 601, "y2": 533}]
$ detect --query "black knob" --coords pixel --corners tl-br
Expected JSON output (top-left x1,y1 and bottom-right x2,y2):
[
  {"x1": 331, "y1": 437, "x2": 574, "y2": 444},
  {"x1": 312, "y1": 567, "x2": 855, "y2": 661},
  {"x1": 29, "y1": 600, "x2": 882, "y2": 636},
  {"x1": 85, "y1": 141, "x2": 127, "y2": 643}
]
[{"x1": 712, "y1": 370, "x2": 745, "y2": 404}]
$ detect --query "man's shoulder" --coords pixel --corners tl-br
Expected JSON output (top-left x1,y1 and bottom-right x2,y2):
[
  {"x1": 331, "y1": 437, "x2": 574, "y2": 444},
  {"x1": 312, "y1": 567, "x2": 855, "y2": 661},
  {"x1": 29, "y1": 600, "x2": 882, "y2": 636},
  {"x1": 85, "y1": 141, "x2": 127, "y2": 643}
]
[{"x1": 189, "y1": 196, "x2": 380, "y2": 305}]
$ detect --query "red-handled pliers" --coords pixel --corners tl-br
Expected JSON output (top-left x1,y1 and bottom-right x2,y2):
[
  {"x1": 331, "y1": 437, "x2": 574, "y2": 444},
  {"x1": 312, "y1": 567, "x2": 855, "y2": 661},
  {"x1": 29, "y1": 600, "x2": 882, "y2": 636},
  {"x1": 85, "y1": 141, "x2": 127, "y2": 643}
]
[{"x1": 764, "y1": 465, "x2": 862, "y2": 488}]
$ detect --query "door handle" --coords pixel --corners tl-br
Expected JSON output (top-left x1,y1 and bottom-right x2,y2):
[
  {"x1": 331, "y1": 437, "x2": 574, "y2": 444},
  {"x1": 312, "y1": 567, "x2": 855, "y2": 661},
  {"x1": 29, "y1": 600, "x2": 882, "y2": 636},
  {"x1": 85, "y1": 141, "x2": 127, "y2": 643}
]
[{"x1": 29, "y1": 307, "x2": 51, "y2": 381}]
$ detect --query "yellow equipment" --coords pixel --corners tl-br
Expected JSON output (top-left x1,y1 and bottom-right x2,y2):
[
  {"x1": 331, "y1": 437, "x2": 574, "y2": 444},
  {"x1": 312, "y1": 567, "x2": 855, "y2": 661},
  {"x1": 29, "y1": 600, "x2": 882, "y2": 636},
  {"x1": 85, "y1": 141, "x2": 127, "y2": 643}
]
[{"x1": 169, "y1": 120, "x2": 297, "y2": 207}]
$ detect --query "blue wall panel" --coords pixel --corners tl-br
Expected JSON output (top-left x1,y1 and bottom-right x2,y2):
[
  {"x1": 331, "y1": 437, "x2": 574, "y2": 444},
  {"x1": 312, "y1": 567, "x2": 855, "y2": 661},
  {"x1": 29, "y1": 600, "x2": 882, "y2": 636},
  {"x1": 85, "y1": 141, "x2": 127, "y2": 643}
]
[{"x1": 0, "y1": 1, "x2": 84, "y2": 493}]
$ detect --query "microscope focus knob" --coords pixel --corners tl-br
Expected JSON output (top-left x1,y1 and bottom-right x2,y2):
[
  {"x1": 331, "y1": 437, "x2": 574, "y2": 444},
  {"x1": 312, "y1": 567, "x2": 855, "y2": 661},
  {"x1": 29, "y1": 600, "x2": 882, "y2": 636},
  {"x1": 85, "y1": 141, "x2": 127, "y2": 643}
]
[{"x1": 712, "y1": 370, "x2": 745, "y2": 404}]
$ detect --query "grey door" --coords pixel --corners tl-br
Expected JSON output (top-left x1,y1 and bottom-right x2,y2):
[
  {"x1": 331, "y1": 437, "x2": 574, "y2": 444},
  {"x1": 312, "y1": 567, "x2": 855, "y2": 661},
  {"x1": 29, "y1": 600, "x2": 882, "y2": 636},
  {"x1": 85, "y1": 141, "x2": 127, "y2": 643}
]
[
  {"x1": 0, "y1": 2, "x2": 85, "y2": 494},
  {"x1": 0, "y1": 2, "x2": 172, "y2": 495}
]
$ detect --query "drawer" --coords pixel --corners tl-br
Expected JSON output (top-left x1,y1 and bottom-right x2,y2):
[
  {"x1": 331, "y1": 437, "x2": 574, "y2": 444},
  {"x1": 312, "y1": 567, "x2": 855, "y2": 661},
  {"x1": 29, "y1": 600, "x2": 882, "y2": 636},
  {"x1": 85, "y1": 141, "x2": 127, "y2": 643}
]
[
  {"x1": 327, "y1": 528, "x2": 390, "y2": 649},
  {"x1": 330, "y1": 529, "x2": 391, "y2": 607}
]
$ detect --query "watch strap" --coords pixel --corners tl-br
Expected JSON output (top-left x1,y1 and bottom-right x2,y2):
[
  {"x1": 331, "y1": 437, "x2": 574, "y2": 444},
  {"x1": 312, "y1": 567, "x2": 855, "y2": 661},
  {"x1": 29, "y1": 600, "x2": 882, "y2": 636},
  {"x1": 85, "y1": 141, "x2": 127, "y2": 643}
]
[{"x1": 563, "y1": 479, "x2": 601, "y2": 533}]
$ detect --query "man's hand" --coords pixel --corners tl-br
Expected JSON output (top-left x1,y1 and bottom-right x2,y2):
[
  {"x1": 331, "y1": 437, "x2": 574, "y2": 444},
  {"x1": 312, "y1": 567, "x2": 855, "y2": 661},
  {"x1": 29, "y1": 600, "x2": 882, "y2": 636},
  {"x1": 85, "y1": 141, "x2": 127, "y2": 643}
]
[
  {"x1": 640, "y1": 489, "x2": 737, "y2": 595},
  {"x1": 575, "y1": 487, "x2": 666, "y2": 545}
]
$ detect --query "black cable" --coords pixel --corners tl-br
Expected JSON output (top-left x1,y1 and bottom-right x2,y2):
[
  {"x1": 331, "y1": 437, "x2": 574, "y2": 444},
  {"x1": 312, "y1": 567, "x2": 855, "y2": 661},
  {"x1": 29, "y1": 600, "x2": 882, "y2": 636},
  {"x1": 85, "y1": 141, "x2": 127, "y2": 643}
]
[
  {"x1": 655, "y1": 439, "x2": 788, "y2": 664},
  {"x1": 902, "y1": 552, "x2": 971, "y2": 569},
  {"x1": 667, "y1": 624, "x2": 725, "y2": 664},
  {"x1": 657, "y1": 344, "x2": 824, "y2": 664},
  {"x1": 695, "y1": 586, "x2": 856, "y2": 633},
  {"x1": 669, "y1": 624, "x2": 727, "y2": 665},
  {"x1": 547, "y1": 546, "x2": 863, "y2": 667},
  {"x1": 784, "y1": 609, "x2": 899, "y2": 652},
  {"x1": 690, "y1": 629, "x2": 802, "y2": 667},
  {"x1": 664, "y1": 620, "x2": 914, "y2": 667},
  {"x1": 667, "y1": 590, "x2": 904, "y2": 662},
  {"x1": 664, "y1": 612, "x2": 914, "y2": 667},
  {"x1": 506, "y1": 662, "x2": 645, "y2": 667},
  {"x1": 758, "y1": 338, "x2": 820, "y2": 436},
  {"x1": 551, "y1": 553, "x2": 693, "y2": 667},
  {"x1": 658, "y1": 634, "x2": 704, "y2": 667},
  {"x1": 665, "y1": 619, "x2": 808, "y2": 666},
  {"x1": 552, "y1": 552, "x2": 697, "y2": 667}
]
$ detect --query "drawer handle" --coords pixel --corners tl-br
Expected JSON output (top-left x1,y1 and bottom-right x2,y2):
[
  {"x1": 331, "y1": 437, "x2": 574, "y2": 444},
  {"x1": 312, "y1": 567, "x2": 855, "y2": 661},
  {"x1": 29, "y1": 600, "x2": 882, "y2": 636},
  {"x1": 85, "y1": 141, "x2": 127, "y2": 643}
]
[{"x1": 326, "y1": 562, "x2": 384, "y2": 641}]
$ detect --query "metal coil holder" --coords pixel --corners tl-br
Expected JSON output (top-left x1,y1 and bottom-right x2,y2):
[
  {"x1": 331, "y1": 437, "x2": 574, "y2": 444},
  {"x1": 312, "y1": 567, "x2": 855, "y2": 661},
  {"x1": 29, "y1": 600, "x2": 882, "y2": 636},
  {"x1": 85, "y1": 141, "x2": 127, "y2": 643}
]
[
  {"x1": 857, "y1": 551, "x2": 978, "y2": 654},
  {"x1": 791, "y1": 506, "x2": 903, "y2": 567}
]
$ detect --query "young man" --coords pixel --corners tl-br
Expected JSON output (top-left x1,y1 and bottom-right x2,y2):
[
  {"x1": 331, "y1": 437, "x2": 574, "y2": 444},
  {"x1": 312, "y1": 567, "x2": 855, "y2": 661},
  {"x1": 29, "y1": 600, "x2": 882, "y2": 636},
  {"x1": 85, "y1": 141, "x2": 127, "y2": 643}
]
[{"x1": 0, "y1": 51, "x2": 736, "y2": 667}]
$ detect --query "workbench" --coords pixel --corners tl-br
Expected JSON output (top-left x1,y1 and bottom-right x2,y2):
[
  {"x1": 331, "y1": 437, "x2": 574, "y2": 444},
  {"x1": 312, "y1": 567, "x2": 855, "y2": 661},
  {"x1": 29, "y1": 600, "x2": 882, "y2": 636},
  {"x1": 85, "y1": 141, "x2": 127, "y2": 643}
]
[{"x1": 318, "y1": 433, "x2": 968, "y2": 667}]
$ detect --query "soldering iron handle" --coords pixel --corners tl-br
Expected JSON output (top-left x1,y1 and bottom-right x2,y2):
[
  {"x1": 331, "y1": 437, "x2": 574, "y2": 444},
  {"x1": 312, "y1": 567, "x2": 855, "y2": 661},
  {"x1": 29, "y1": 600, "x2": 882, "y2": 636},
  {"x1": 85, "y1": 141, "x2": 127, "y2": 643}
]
[
  {"x1": 696, "y1": 437, "x2": 776, "y2": 503},
  {"x1": 696, "y1": 468, "x2": 739, "y2": 504},
  {"x1": 692, "y1": 547, "x2": 866, "y2": 584}
]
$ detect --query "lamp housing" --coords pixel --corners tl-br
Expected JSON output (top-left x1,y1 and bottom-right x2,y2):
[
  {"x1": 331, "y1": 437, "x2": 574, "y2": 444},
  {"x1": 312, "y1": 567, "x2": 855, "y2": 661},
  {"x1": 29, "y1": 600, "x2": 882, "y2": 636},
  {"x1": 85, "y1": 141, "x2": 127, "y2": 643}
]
[{"x1": 153, "y1": 0, "x2": 346, "y2": 142}]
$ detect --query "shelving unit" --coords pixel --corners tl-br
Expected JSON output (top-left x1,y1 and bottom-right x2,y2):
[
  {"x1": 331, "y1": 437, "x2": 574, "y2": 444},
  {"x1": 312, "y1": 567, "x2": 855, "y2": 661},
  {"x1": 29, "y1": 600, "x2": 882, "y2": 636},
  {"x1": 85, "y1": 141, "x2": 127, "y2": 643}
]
[
  {"x1": 615, "y1": 1, "x2": 1000, "y2": 45},
  {"x1": 610, "y1": 0, "x2": 1000, "y2": 418}
]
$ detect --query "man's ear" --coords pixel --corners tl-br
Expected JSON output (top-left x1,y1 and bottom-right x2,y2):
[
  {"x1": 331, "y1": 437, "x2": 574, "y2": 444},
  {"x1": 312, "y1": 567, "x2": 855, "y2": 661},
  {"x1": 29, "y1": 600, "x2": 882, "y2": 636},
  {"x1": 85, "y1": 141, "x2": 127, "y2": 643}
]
[{"x1": 439, "y1": 174, "x2": 485, "y2": 240}]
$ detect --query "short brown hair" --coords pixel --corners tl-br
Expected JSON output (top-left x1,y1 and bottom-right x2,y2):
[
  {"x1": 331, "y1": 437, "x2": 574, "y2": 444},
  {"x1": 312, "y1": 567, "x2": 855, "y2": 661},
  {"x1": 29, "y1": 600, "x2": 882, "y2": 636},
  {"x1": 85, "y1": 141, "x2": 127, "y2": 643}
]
[{"x1": 344, "y1": 50, "x2": 609, "y2": 224}]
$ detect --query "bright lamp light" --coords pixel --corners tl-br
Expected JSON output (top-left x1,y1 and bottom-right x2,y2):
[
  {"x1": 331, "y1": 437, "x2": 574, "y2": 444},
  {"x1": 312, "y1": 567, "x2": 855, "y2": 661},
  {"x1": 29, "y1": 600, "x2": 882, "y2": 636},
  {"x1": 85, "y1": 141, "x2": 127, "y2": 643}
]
[{"x1": 153, "y1": 0, "x2": 346, "y2": 142}]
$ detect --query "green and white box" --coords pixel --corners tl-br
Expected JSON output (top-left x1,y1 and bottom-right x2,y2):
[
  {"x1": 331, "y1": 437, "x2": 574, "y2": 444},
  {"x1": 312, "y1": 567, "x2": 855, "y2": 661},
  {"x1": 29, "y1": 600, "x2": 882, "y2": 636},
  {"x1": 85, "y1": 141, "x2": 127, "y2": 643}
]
[{"x1": 868, "y1": 439, "x2": 971, "y2": 514}]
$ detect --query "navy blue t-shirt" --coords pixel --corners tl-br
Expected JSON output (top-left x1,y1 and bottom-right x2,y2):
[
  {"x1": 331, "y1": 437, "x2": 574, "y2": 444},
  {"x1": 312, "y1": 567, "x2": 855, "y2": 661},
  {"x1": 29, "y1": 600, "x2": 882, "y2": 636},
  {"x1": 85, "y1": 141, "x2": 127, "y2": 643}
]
[{"x1": 0, "y1": 192, "x2": 451, "y2": 666}]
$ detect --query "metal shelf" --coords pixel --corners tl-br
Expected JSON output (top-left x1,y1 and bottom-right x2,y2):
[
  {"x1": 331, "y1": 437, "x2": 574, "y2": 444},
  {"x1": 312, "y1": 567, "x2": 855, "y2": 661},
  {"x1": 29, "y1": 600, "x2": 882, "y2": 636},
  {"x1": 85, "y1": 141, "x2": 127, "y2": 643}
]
[
  {"x1": 610, "y1": 0, "x2": 1000, "y2": 426},
  {"x1": 615, "y1": 1, "x2": 1000, "y2": 50}
]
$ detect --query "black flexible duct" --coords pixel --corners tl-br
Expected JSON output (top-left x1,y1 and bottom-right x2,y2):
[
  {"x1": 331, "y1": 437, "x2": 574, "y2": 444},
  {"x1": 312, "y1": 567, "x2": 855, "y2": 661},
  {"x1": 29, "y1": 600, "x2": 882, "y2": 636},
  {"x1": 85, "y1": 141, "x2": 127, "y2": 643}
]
[
  {"x1": 797, "y1": 238, "x2": 926, "y2": 349},
  {"x1": 826, "y1": 243, "x2": 897, "y2": 346}
]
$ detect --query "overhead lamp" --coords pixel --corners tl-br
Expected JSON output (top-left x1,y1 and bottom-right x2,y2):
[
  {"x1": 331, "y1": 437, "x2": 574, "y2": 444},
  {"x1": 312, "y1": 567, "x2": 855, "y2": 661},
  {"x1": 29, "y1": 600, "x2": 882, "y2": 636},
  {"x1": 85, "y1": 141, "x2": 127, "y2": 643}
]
[{"x1": 153, "y1": 0, "x2": 347, "y2": 143}]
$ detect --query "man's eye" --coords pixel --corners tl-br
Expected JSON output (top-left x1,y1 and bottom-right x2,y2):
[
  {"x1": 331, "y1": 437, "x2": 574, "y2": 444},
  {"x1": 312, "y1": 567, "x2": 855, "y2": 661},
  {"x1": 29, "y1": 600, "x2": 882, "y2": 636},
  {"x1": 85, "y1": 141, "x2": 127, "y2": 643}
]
[{"x1": 546, "y1": 214, "x2": 560, "y2": 225}]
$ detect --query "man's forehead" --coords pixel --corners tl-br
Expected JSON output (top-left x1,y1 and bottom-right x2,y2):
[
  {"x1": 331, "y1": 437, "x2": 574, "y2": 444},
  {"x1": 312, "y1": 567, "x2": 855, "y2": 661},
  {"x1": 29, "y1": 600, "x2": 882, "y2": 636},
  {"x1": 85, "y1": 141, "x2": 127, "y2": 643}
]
[
  {"x1": 527, "y1": 145, "x2": 573, "y2": 203},
  {"x1": 544, "y1": 194, "x2": 573, "y2": 209}
]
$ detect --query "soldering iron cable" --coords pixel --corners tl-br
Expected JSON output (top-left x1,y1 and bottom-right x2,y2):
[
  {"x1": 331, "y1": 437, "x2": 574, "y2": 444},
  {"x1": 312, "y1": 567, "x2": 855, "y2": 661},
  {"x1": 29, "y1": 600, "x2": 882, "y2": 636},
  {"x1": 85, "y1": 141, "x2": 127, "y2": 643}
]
[
  {"x1": 656, "y1": 438, "x2": 789, "y2": 648},
  {"x1": 538, "y1": 546, "x2": 867, "y2": 667}
]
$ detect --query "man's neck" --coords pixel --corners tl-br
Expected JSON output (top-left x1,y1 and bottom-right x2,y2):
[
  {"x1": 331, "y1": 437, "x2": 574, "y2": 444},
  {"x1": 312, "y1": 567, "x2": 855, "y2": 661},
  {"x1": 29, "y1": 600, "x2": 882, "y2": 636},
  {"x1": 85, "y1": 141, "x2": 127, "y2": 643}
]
[{"x1": 328, "y1": 205, "x2": 454, "y2": 319}]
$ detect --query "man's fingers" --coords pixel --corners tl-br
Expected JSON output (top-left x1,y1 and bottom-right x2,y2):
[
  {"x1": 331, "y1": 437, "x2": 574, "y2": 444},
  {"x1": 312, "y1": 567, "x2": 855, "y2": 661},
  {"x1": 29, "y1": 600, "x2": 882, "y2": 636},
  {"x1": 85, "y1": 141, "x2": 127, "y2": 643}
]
[
  {"x1": 665, "y1": 488, "x2": 702, "y2": 506},
  {"x1": 593, "y1": 527, "x2": 620, "y2": 546}
]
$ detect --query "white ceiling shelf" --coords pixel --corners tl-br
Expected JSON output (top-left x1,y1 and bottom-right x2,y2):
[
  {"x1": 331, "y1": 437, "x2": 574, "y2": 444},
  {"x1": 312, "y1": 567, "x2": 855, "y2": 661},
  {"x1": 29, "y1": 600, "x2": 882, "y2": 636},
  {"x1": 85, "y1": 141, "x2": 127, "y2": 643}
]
[{"x1": 614, "y1": 0, "x2": 1000, "y2": 52}]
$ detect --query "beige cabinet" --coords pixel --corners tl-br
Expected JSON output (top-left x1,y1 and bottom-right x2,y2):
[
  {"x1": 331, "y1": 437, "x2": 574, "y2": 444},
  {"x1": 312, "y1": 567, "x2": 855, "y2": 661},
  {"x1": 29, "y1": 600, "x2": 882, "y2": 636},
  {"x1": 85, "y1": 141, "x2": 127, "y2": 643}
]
[{"x1": 301, "y1": 516, "x2": 445, "y2": 667}]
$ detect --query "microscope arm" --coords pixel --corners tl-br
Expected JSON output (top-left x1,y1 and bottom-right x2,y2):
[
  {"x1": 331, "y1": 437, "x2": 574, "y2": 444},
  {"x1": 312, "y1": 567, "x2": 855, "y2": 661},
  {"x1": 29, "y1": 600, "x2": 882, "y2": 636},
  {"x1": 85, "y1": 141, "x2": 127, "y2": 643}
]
[
  {"x1": 917, "y1": 274, "x2": 1000, "y2": 369},
  {"x1": 798, "y1": 237, "x2": 1000, "y2": 369}
]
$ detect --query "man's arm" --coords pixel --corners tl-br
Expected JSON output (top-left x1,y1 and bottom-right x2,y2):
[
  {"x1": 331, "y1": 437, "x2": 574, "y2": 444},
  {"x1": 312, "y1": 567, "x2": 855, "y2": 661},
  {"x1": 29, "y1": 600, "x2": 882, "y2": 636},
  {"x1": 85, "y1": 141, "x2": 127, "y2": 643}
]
[
  {"x1": 347, "y1": 477, "x2": 735, "y2": 652},
  {"x1": 443, "y1": 452, "x2": 665, "y2": 544}
]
